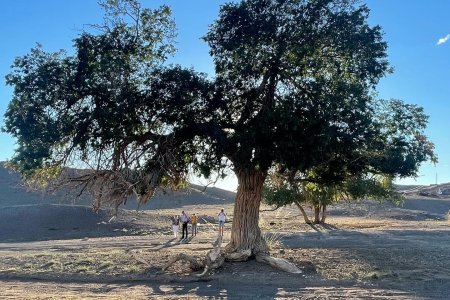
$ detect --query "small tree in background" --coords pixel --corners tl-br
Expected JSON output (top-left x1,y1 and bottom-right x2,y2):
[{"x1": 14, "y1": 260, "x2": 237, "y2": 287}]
[
  {"x1": 263, "y1": 171, "x2": 402, "y2": 224},
  {"x1": 263, "y1": 99, "x2": 435, "y2": 224}
]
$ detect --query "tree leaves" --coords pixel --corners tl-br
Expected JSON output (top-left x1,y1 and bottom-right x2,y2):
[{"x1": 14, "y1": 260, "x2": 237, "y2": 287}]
[{"x1": 2, "y1": 0, "x2": 435, "y2": 210}]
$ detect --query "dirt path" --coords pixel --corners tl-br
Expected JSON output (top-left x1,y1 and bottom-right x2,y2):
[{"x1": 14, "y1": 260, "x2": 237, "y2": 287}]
[
  {"x1": 1, "y1": 198, "x2": 450, "y2": 299},
  {"x1": 1, "y1": 219, "x2": 450, "y2": 299}
]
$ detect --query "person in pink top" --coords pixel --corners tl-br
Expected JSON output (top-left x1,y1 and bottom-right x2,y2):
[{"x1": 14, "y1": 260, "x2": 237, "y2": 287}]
[
  {"x1": 171, "y1": 215, "x2": 179, "y2": 238},
  {"x1": 218, "y1": 208, "x2": 226, "y2": 236}
]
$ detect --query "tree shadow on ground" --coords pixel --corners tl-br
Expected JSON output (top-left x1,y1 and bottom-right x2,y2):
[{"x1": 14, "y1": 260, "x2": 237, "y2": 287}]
[
  {"x1": 281, "y1": 227, "x2": 450, "y2": 300},
  {"x1": 310, "y1": 223, "x2": 340, "y2": 231},
  {"x1": 0, "y1": 265, "x2": 419, "y2": 299}
]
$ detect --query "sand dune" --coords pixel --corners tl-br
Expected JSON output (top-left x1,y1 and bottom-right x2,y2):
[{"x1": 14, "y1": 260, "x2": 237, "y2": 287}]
[{"x1": 0, "y1": 162, "x2": 234, "y2": 210}]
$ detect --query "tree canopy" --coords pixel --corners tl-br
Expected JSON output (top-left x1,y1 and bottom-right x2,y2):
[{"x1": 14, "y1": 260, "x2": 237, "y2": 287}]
[
  {"x1": 205, "y1": 0, "x2": 390, "y2": 173},
  {"x1": 3, "y1": 0, "x2": 435, "y2": 256}
]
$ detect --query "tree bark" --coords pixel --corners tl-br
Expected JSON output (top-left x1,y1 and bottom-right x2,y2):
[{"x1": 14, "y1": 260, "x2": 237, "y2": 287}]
[
  {"x1": 294, "y1": 200, "x2": 312, "y2": 224},
  {"x1": 321, "y1": 204, "x2": 327, "y2": 223},
  {"x1": 226, "y1": 169, "x2": 268, "y2": 256},
  {"x1": 314, "y1": 205, "x2": 320, "y2": 224}
]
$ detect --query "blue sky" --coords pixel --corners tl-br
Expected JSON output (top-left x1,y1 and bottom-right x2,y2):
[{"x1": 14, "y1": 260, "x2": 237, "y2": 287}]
[{"x1": 0, "y1": 0, "x2": 449, "y2": 190}]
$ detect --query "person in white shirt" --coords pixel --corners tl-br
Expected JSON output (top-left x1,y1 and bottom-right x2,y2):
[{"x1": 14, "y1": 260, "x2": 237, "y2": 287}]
[
  {"x1": 180, "y1": 210, "x2": 190, "y2": 239},
  {"x1": 218, "y1": 208, "x2": 226, "y2": 236}
]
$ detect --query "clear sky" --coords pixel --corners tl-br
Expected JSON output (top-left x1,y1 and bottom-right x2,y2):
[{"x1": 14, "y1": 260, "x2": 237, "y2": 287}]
[{"x1": 0, "y1": 0, "x2": 449, "y2": 191}]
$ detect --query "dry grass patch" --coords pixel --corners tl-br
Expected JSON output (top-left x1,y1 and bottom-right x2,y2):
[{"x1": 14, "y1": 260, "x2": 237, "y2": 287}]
[
  {"x1": 277, "y1": 248, "x2": 374, "y2": 280},
  {"x1": 0, "y1": 248, "x2": 162, "y2": 277}
]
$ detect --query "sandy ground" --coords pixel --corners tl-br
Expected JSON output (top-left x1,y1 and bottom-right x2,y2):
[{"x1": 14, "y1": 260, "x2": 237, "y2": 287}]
[{"x1": 1, "y1": 196, "x2": 450, "y2": 299}]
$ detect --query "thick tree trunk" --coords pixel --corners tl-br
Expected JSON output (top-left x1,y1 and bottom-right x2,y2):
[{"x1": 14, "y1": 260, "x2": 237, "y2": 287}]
[
  {"x1": 163, "y1": 169, "x2": 303, "y2": 275},
  {"x1": 321, "y1": 204, "x2": 327, "y2": 223},
  {"x1": 226, "y1": 169, "x2": 268, "y2": 256},
  {"x1": 294, "y1": 200, "x2": 312, "y2": 224}
]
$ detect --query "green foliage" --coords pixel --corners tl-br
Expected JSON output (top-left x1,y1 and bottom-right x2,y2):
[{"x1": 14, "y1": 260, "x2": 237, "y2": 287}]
[
  {"x1": 205, "y1": 0, "x2": 391, "y2": 173},
  {"x1": 263, "y1": 182, "x2": 298, "y2": 208},
  {"x1": 263, "y1": 171, "x2": 339, "y2": 208},
  {"x1": 2, "y1": 0, "x2": 435, "y2": 211},
  {"x1": 3, "y1": 1, "x2": 198, "y2": 184},
  {"x1": 345, "y1": 174, "x2": 403, "y2": 205},
  {"x1": 263, "y1": 170, "x2": 404, "y2": 210},
  {"x1": 301, "y1": 182, "x2": 339, "y2": 207},
  {"x1": 369, "y1": 99, "x2": 437, "y2": 178}
]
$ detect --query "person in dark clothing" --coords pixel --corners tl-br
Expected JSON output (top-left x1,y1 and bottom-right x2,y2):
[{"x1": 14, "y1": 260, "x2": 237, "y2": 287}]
[{"x1": 180, "y1": 210, "x2": 190, "y2": 239}]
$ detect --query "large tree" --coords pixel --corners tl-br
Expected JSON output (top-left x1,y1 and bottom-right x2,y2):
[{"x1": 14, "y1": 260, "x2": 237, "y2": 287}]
[
  {"x1": 3, "y1": 0, "x2": 435, "y2": 264},
  {"x1": 202, "y1": 0, "x2": 399, "y2": 254}
]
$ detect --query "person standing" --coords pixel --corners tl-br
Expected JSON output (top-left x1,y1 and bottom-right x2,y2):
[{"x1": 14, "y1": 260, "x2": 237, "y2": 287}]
[
  {"x1": 180, "y1": 210, "x2": 190, "y2": 239},
  {"x1": 191, "y1": 213, "x2": 198, "y2": 236},
  {"x1": 218, "y1": 208, "x2": 226, "y2": 236},
  {"x1": 171, "y1": 215, "x2": 179, "y2": 238}
]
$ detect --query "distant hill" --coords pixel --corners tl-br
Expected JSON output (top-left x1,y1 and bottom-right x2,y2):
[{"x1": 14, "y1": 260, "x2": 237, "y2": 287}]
[
  {"x1": 394, "y1": 184, "x2": 422, "y2": 192},
  {"x1": 5, "y1": 161, "x2": 448, "y2": 210},
  {"x1": 0, "y1": 162, "x2": 71, "y2": 207},
  {"x1": 399, "y1": 183, "x2": 450, "y2": 197},
  {"x1": 0, "y1": 162, "x2": 235, "y2": 209}
]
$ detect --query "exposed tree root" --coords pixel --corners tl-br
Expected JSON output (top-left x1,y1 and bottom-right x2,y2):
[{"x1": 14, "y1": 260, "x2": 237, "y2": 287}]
[
  {"x1": 162, "y1": 253, "x2": 204, "y2": 272},
  {"x1": 162, "y1": 234, "x2": 302, "y2": 277},
  {"x1": 255, "y1": 254, "x2": 302, "y2": 274},
  {"x1": 162, "y1": 234, "x2": 225, "y2": 277},
  {"x1": 224, "y1": 249, "x2": 252, "y2": 262},
  {"x1": 129, "y1": 249, "x2": 151, "y2": 267}
]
